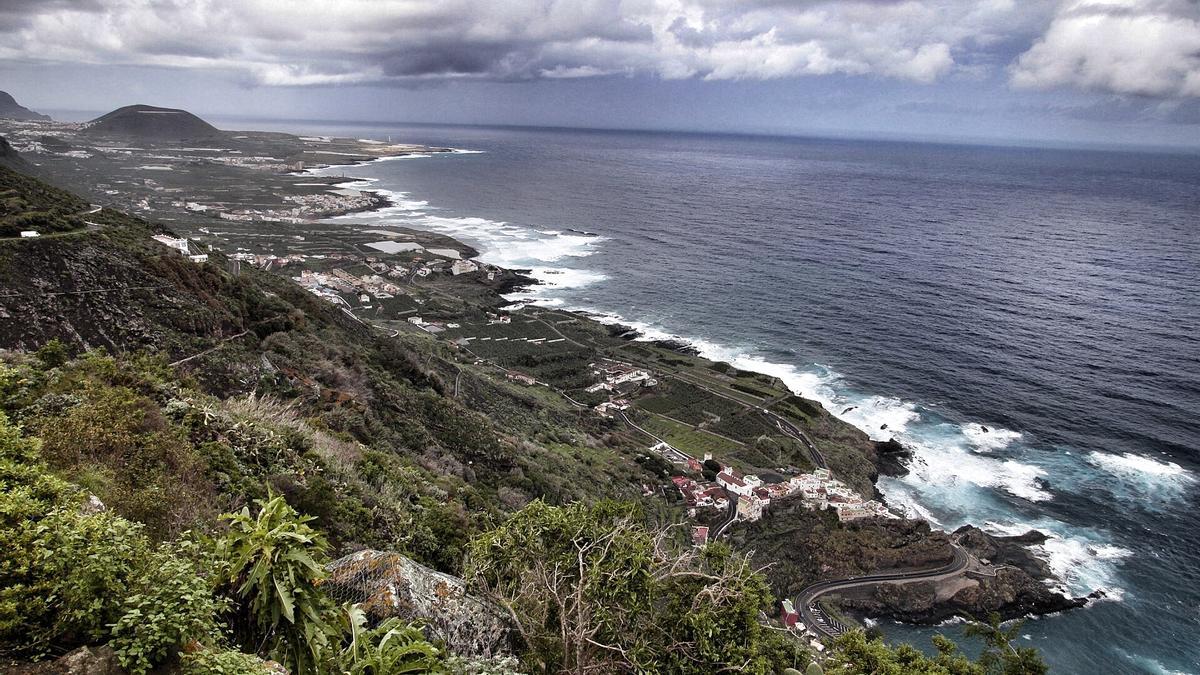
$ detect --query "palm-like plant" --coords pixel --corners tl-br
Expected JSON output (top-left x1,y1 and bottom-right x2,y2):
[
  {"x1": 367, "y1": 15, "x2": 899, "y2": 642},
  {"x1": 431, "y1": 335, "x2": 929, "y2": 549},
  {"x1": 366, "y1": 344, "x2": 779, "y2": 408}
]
[{"x1": 217, "y1": 494, "x2": 338, "y2": 672}]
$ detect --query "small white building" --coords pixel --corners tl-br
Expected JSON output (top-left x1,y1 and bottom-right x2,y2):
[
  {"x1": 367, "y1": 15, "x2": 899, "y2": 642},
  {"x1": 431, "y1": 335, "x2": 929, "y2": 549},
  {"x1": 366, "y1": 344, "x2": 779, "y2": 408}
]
[
  {"x1": 451, "y1": 260, "x2": 479, "y2": 275},
  {"x1": 19, "y1": 230, "x2": 39, "y2": 238},
  {"x1": 717, "y1": 470, "x2": 753, "y2": 497},
  {"x1": 152, "y1": 234, "x2": 191, "y2": 255}
]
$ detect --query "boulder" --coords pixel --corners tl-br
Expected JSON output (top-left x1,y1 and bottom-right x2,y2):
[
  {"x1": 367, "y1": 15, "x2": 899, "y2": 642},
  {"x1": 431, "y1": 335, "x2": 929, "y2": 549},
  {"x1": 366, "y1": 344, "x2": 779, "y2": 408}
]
[
  {"x1": 4, "y1": 645, "x2": 124, "y2": 675},
  {"x1": 872, "y1": 438, "x2": 911, "y2": 477},
  {"x1": 325, "y1": 550, "x2": 517, "y2": 658}
]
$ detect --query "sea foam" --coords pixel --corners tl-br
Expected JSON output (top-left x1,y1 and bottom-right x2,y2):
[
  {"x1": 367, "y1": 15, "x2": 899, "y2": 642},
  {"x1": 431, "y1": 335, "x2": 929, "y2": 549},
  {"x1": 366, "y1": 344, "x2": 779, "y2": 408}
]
[
  {"x1": 310, "y1": 149, "x2": 1134, "y2": 603},
  {"x1": 1087, "y1": 451, "x2": 1194, "y2": 486}
]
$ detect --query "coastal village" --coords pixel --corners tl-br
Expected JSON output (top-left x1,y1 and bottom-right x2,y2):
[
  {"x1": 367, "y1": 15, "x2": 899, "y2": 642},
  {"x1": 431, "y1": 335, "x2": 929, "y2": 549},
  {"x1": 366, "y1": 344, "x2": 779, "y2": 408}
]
[
  {"x1": 0, "y1": 95, "x2": 1094, "y2": 673},
  {"x1": 149, "y1": 223, "x2": 898, "y2": 545},
  {"x1": 2, "y1": 108, "x2": 914, "y2": 654}
]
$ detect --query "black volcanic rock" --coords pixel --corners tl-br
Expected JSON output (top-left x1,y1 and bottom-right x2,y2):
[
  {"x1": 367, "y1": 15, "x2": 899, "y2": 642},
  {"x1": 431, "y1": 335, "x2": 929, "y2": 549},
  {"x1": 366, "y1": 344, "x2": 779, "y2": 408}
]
[
  {"x1": 845, "y1": 524, "x2": 1086, "y2": 624},
  {"x1": 873, "y1": 437, "x2": 912, "y2": 477},
  {"x1": 954, "y1": 525, "x2": 1053, "y2": 578},
  {"x1": 83, "y1": 104, "x2": 221, "y2": 140},
  {"x1": 0, "y1": 91, "x2": 50, "y2": 121}
]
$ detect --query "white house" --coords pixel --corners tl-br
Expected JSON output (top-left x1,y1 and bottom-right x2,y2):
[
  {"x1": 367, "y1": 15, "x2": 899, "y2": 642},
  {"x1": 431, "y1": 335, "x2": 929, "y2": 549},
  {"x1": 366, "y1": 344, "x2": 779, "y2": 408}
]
[
  {"x1": 152, "y1": 234, "x2": 194, "y2": 255},
  {"x1": 451, "y1": 260, "x2": 479, "y2": 275},
  {"x1": 716, "y1": 469, "x2": 753, "y2": 497}
]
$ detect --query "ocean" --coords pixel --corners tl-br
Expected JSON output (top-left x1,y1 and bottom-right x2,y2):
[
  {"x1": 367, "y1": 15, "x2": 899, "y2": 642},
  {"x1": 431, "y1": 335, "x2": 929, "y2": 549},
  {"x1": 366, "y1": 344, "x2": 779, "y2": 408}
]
[{"x1": 294, "y1": 122, "x2": 1199, "y2": 674}]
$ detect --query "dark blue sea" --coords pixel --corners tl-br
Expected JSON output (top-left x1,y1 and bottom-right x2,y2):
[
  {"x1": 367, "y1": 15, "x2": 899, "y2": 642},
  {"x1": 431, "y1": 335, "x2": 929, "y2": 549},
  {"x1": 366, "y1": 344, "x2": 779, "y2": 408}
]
[{"x1": 265, "y1": 120, "x2": 1200, "y2": 673}]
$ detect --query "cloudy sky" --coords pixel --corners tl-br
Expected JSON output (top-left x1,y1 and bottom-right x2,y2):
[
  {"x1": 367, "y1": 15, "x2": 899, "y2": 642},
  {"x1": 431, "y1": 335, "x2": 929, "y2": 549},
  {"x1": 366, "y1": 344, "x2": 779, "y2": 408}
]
[{"x1": 1, "y1": 0, "x2": 1198, "y2": 148}]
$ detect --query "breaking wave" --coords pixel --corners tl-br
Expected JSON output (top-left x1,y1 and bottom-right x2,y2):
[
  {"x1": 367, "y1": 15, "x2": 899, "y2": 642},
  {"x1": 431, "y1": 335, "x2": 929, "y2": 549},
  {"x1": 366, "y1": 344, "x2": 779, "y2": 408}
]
[
  {"x1": 310, "y1": 158, "x2": 607, "y2": 298},
  {"x1": 306, "y1": 148, "x2": 1182, "y2": 606}
]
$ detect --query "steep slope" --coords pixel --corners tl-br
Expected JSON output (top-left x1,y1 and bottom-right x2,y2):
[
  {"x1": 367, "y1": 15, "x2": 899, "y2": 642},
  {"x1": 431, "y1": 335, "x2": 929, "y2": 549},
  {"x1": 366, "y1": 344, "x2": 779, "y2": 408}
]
[
  {"x1": 0, "y1": 136, "x2": 30, "y2": 173},
  {"x1": 83, "y1": 104, "x2": 221, "y2": 140},
  {"x1": 0, "y1": 91, "x2": 50, "y2": 121},
  {"x1": 0, "y1": 162, "x2": 653, "y2": 555},
  {"x1": 0, "y1": 158, "x2": 85, "y2": 236}
]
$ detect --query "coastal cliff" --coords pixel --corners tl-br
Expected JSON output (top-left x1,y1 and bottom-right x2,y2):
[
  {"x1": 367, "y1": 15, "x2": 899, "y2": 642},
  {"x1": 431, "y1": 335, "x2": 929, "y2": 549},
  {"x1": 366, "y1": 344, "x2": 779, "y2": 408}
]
[
  {"x1": 730, "y1": 496, "x2": 1083, "y2": 624},
  {"x1": 0, "y1": 141, "x2": 1075, "y2": 671}
]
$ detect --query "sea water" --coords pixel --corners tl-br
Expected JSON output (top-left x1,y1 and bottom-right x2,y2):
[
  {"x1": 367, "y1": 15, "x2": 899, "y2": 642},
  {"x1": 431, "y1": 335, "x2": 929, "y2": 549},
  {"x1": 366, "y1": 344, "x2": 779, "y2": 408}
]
[{"x1": 297, "y1": 123, "x2": 1199, "y2": 674}]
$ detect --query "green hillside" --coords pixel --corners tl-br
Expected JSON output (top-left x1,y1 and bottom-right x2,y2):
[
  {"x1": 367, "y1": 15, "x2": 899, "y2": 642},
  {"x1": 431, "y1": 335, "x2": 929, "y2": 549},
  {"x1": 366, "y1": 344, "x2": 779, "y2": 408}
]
[{"x1": 0, "y1": 166, "x2": 1045, "y2": 674}]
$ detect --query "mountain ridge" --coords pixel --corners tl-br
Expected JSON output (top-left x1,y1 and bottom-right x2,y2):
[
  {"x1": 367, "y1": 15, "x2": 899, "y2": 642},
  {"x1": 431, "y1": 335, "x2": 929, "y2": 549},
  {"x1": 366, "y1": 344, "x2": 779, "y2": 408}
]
[{"x1": 0, "y1": 91, "x2": 50, "y2": 121}]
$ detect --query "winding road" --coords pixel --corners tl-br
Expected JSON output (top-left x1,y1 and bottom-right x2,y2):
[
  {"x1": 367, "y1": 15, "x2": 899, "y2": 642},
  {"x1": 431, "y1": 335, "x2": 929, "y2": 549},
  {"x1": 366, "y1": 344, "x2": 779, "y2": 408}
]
[{"x1": 795, "y1": 544, "x2": 970, "y2": 639}]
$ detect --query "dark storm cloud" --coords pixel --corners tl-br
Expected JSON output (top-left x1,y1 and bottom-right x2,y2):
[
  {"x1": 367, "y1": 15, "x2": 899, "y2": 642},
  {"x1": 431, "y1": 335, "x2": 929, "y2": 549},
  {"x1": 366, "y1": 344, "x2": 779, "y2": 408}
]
[
  {"x1": 0, "y1": 0, "x2": 1195, "y2": 98},
  {"x1": 0, "y1": 0, "x2": 102, "y2": 30}
]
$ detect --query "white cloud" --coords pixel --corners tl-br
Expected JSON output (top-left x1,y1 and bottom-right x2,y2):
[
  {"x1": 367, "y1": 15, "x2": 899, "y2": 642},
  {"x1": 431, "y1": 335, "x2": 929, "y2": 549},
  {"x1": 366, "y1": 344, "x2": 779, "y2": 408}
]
[
  {"x1": 1011, "y1": 0, "x2": 1200, "y2": 97},
  {"x1": 7, "y1": 0, "x2": 1194, "y2": 100},
  {"x1": 0, "y1": 0, "x2": 1039, "y2": 86}
]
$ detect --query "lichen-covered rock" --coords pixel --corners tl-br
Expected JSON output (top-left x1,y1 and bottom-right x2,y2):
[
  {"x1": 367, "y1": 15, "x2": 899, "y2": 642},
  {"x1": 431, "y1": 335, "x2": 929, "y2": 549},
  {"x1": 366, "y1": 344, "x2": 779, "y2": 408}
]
[
  {"x1": 325, "y1": 550, "x2": 516, "y2": 658},
  {"x1": 3, "y1": 645, "x2": 125, "y2": 675}
]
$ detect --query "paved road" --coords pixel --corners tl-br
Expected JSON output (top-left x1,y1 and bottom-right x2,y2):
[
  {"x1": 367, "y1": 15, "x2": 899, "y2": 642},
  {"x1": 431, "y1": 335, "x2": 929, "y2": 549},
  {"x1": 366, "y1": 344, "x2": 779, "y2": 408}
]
[
  {"x1": 796, "y1": 544, "x2": 969, "y2": 639},
  {"x1": 767, "y1": 413, "x2": 827, "y2": 469},
  {"x1": 711, "y1": 489, "x2": 739, "y2": 539},
  {"x1": 662, "y1": 370, "x2": 829, "y2": 470}
]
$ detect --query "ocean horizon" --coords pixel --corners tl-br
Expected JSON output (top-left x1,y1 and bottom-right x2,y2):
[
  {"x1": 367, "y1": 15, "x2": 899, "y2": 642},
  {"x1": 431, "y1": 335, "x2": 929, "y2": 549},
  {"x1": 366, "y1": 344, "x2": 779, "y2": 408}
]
[{"x1": 294, "y1": 122, "x2": 1199, "y2": 674}]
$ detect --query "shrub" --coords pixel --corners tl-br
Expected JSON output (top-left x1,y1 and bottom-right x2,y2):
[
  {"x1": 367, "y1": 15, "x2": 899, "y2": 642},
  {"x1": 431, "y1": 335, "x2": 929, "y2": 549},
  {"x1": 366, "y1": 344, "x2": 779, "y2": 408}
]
[
  {"x1": 110, "y1": 543, "x2": 224, "y2": 674},
  {"x1": 467, "y1": 500, "x2": 788, "y2": 674},
  {"x1": 180, "y1": 647, "x2": 275, "y2": 675},
  {"x1": 0, "y1": 500, "x2": 149, "y2": 655},
  {"x1": 0, "y1": 413, "x2": 152, "y2": 656},
  {"x1": 31, "y1": 384, "x2": 213, "y2": 536}
]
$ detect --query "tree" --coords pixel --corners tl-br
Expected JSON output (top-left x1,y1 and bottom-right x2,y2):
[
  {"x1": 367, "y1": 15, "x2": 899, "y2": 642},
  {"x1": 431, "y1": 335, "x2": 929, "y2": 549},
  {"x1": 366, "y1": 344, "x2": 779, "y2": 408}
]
[
  {"x1": 466, "y1": 500, "x2": 800, "y2": 674},
  {"x1": 825, "y1": 622, "x2": 1047, "y2": 675},
  {"x1": 964, "y1": 613, "x2": 1048, "y2": 675},
  {"x1": 826, "y1": 631, "x2": 982, "y2": 675}
]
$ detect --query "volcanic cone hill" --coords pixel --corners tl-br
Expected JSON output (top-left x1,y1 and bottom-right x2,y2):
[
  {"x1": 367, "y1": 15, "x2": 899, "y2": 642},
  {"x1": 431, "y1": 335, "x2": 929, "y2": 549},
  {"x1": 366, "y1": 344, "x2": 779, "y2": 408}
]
[{"x1": 83, "y1": 104, "x2": 221, "y2": 141}]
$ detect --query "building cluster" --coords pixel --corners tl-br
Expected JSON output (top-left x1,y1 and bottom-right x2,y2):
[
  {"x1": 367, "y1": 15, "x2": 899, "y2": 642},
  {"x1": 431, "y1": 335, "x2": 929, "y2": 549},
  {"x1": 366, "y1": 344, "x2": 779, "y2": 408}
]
[
  {"x1": 231, "y1": 251, "x2": 313, "y2": 272},
  {"x1": 206, "y1": 154, "x2": 301, "y2": 172},
  {"x1": 407, "y1": 316, "x2": 461, "y2": 334},
  {"x1": 785, "y1": 469, "x2": 894, "y2": 521},
  {"x1": 151, "y1": 234, "x2": 208, "y2": 263},
  {"x1": 586, "y1": 360, "x2": 658, "y2": 417},
  {"x1": 281, "y1": 190, "x2": 382, "y2": 218},
  {"x1": 671, "y1": 475, "x2": 731, "y2": 512},
  {"x1": 665, "y1": 451, "x2": 892, "y2": 524},
  {"x1": 293, "y1": 266, "x2": 407, "y2": 306},
  {"x1": 185, "y1": 189, "x2": 382, "y2": 224}
]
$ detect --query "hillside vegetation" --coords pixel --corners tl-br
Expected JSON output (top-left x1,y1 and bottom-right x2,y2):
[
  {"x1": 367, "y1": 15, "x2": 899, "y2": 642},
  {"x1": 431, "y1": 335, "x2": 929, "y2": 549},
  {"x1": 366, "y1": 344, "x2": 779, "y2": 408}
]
[
  {"x1": 0, "y1": 161, "x2": 87, "y2": 237},
  {"x1": 0, "y1": 165, "x2": 1046, "y2": 673}
]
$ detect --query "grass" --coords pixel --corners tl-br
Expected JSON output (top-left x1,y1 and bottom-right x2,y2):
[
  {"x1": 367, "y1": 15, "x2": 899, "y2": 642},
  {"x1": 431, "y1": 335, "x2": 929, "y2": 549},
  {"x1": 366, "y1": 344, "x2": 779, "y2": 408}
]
[{"x1": 639, "y1": 414, "x2": 735, "y2": 458}]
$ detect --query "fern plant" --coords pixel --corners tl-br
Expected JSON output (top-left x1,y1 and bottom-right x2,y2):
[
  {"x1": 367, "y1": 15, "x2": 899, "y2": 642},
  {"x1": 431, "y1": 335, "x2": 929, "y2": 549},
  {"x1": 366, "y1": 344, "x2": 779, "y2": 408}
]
[{"x1": 335, "y1": 605, "x2": 442, "y2": 674}]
